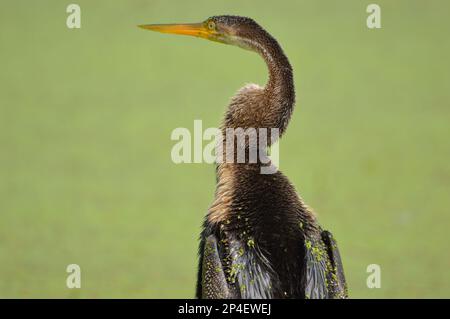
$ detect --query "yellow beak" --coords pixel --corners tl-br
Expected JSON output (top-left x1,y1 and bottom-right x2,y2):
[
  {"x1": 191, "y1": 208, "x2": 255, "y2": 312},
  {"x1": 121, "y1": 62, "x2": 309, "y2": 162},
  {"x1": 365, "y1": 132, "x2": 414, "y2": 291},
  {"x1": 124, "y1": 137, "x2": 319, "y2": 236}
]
[{"x1": 138, "y1": 23, "x2": 213, "y2": 39}]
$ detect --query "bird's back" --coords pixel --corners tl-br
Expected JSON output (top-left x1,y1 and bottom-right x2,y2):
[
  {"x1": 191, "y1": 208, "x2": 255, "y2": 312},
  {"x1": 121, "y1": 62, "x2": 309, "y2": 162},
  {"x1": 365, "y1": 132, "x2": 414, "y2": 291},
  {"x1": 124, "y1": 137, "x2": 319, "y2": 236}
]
[{"x1": 197, "y1": 165, "x2": 347, "y2": 298}]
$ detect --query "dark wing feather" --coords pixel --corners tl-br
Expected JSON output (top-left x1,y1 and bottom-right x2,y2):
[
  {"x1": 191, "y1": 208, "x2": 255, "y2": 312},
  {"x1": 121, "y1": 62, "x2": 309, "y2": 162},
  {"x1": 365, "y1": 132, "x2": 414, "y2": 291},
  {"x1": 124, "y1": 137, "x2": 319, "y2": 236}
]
[
  {"x1": 230, "y1": 241, "x2": 276, "y2": 299},
  {"x1": 304, "y1": 238, "x2": 329, "y2": 299},
  {"x1": 199, "y1": 234, "x2": 238, "y2": 298},
  {"x1": 321, "y1": 230, "x2": 348, "y2": 298}
]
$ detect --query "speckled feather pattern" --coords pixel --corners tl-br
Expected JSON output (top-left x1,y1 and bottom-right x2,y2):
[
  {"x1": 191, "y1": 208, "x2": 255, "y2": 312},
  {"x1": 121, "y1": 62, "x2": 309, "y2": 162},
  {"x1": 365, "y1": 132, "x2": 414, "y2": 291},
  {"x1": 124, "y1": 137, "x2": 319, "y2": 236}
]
[{"x1": 196, "y1": 16, "x2": 348, "y2": 299}]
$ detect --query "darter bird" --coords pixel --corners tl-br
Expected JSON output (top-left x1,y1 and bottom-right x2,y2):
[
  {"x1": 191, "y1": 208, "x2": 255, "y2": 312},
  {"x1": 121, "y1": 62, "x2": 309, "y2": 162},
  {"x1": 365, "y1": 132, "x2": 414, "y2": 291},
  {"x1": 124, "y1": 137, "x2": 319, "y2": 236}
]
[{"x1": 139, "y1": 15, "x2": 348, "y2": 299}]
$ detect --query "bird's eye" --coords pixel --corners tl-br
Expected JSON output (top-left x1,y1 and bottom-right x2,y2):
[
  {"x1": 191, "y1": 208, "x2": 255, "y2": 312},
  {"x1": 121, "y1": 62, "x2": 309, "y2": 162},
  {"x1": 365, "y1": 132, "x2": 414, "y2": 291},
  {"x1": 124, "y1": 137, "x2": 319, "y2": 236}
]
[{"x1": 207, "y1": 21, "x2": 216, "y2": 30}]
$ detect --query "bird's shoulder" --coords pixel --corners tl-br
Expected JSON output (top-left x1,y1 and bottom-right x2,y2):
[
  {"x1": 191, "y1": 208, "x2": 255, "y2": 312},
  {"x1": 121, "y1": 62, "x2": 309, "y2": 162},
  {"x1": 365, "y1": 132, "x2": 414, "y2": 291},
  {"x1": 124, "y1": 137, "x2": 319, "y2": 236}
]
[
  {"x1": 230, "y1": 83, "x2": 264, "y2": 103},
  {"x1": 237, "y1": 83, "x2": 264, "y2": 94}
]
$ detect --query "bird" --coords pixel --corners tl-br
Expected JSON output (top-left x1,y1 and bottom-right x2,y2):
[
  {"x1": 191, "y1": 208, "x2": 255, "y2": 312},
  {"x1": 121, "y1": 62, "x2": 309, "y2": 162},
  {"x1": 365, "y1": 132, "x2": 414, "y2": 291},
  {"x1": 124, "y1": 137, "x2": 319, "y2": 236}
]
[{"x1": 139, "y1": 15, "x2": 348, "y2": 299}]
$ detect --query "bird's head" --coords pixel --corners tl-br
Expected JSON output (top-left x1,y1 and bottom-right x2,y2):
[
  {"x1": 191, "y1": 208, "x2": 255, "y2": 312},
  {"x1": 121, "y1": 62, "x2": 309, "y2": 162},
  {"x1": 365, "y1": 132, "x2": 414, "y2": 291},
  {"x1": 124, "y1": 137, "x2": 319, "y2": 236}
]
[{"x1": 139, "y1": 15, "x2": 266, "y2": 51}]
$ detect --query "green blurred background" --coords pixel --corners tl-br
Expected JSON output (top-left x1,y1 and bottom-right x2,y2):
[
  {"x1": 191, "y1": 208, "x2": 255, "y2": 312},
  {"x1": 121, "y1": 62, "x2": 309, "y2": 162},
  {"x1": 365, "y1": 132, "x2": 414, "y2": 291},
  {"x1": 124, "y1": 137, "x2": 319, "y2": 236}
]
[{"x1": 0, "y1": 1, "x2": 449, "y2": 298}]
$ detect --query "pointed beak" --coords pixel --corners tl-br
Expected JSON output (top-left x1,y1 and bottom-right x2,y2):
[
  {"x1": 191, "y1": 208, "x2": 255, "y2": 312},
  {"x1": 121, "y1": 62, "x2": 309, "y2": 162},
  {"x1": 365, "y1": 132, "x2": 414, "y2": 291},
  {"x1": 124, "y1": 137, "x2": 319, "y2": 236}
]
[{"x1": 138, "y1": 23, "x2": 213, "y2": 40}]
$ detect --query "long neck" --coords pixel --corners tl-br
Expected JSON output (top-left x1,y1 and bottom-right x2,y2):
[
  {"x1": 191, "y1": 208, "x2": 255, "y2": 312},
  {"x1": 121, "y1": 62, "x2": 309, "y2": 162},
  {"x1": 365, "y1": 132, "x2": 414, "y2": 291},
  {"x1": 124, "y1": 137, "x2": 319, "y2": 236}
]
[
  {"x1": 230, "y1": 31, "x2": 295, "y2": 136},
  {"x1": 253, "y1": 32, "x2": 295, "y2": 135},
  {"x1": 209, "y1": 32, "x2": 296, "y2": 223}
]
